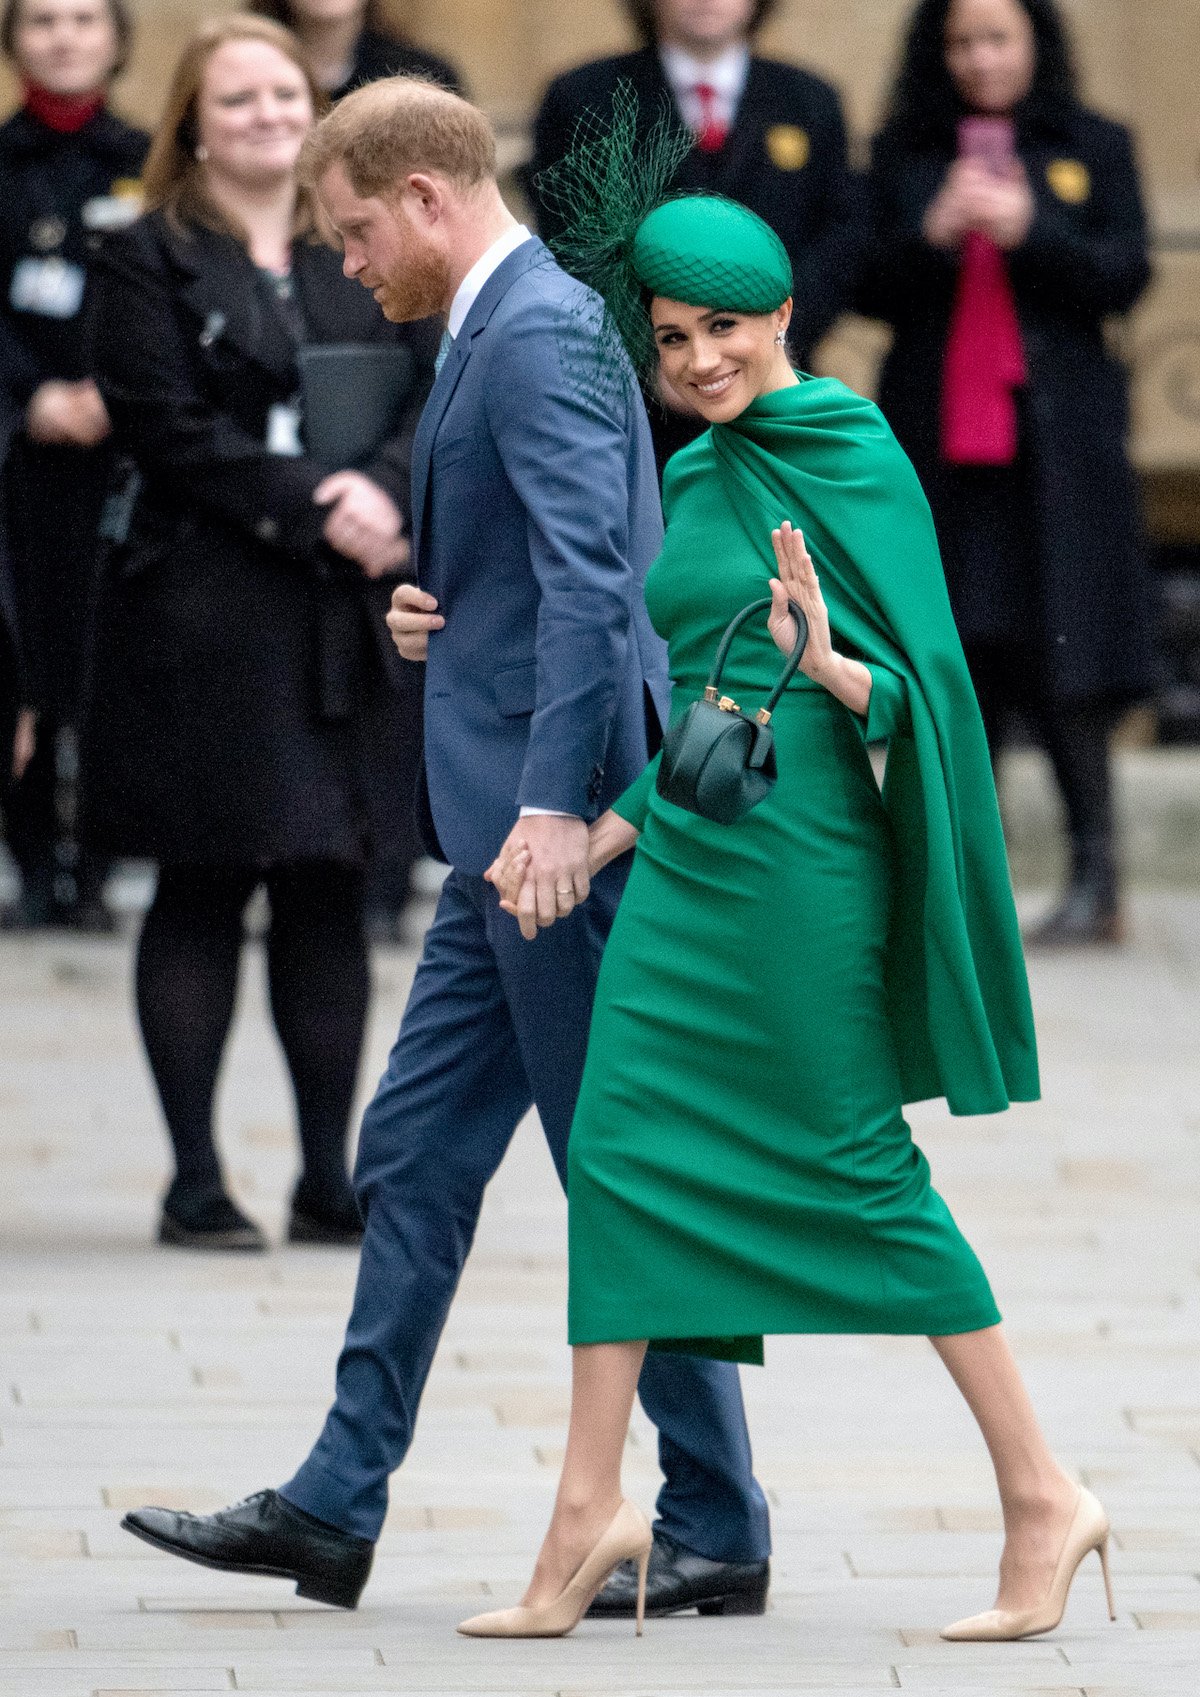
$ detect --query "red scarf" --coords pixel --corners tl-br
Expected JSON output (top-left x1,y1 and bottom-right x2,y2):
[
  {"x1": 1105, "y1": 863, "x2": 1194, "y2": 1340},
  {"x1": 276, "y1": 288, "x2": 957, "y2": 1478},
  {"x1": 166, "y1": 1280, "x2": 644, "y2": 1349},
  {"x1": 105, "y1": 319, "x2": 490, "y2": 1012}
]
[
  {"x1": 941, "y1": 230, "x2": 1026, "y2": 466},
  {"x1": 22, "y1": 80, "x2": 106, "y2": 135}
]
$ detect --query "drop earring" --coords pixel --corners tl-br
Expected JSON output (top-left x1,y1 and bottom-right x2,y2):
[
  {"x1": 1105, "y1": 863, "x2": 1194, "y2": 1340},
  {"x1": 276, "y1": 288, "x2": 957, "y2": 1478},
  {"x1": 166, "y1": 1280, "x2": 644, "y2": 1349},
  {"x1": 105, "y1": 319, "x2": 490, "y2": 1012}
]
[{"x1": 775, "y1": 330, "x2": 786, "y2": 346}]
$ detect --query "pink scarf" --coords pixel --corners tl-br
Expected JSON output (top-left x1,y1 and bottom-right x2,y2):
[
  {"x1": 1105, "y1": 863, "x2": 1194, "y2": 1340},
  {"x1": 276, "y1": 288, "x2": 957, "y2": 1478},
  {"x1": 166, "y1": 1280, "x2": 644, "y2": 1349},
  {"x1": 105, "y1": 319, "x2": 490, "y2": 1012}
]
[{"x1": 941, "y1": 230, "x2": 1026, "y2": 465}]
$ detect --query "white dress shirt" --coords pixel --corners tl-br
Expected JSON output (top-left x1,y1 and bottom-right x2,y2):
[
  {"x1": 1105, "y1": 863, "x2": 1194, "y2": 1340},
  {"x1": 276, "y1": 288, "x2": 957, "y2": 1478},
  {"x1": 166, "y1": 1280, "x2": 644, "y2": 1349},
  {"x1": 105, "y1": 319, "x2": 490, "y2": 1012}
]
[
  {"x1": 447, "y1": 222, "x2": 532, "y2": 339},
  {"x1": 659, "y1": 42, "x2": 750, "y2": 136}
]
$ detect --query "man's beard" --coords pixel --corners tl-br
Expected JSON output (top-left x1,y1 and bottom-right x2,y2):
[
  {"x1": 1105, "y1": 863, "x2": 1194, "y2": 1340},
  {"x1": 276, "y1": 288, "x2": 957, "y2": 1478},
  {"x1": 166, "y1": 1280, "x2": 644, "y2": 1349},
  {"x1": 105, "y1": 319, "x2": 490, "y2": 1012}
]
[{"x1": 376, "y1": 240, "x2": 451, "y2": 323}]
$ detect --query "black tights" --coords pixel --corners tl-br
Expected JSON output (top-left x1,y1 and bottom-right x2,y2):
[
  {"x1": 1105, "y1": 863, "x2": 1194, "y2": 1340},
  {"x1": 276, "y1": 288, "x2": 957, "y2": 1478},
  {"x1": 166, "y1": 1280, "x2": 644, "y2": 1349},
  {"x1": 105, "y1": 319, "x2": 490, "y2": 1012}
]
[
  {"x1": 966, "y1": 644, "x2": 1118, "y2": 884},
  {"x1": 136, "y1": 861, "x2": 369, "y2": 1209}
]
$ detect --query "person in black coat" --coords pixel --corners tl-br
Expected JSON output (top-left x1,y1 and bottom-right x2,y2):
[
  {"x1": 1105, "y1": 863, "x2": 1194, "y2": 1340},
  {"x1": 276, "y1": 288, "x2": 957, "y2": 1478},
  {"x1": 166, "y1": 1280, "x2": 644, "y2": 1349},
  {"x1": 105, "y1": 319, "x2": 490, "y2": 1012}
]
[
  {"x1": 1, "y1": 322, "x2": 33, "y2": 795},
  {"x1": 528, "y1": 0, "x2": 862, "y2": 470},
  {"x1": 860, "y1": 0, "x2": 1154, "y2": 945},
  {"x1": 249, "y1": 5, "x2": 461, "y2": 937},
  {"x1": 249, "y1": 0, "x2": 462, "y2": 102},
  {"x1": 82, "y1": 15, "x2": 437, "y2": 1252},
  {"x1": 0, "y1": 0, "x2": 147, "y2": 929}
]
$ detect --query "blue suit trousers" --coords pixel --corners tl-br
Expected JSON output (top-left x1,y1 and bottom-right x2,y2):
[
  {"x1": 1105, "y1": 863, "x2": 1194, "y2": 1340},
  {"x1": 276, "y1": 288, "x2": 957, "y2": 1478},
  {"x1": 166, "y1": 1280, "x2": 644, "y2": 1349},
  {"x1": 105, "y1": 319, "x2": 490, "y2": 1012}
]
[{"x1": 281, "y1": 868, "x2": 770, "y2": 1561}]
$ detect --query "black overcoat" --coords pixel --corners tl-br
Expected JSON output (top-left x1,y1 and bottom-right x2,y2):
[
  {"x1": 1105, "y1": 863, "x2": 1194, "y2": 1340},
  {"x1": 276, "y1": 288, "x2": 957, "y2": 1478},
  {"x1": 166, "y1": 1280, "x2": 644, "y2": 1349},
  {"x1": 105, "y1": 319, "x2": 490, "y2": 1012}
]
[
  {"x1": 0, "y1": 326, "x2": 26, "y2": 755},
  {"x1": 81, "y1": 211, "x2": 437, "y2": 865},
  {"x1": 860, "y1": 101, "x2": 1155, "y2": 704},
  {"x1": 330, "y1": 28, "x2": 463, "y2": 100},
  {"x1": 0, "y1": 106, "x2": 149, "y2": 716},
  {"x1": 528, "y1": 46, "x2": 863, "y2": 364}
]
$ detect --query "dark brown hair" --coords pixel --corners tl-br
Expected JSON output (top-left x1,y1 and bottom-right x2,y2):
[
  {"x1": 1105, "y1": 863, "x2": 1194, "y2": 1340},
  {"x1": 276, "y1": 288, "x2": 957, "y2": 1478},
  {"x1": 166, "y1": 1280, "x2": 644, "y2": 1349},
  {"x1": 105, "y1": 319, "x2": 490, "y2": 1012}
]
[
  {"x1": 1, "y1": 0, "x2": 134, "y2": 79},
  {"x1": 885, "y1": 0, "x2": 1078, "y2": 141},
  {"x1": 299, "y1": 73, "x2": 495, "y2": 196},
  {"x1": 142, "y1": 14, "x2": 328, "y2": 241},
  {"x1": 622, "y1": 0, "x2": 779, "y2": 44}
]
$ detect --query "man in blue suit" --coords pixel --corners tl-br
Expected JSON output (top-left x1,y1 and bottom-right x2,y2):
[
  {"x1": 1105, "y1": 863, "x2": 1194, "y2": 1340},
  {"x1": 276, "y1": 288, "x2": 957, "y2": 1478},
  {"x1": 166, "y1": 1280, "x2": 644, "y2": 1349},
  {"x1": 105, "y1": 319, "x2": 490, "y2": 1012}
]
[{"x1": 122, "y1": 75, "x2": 770, "y2": 1620}]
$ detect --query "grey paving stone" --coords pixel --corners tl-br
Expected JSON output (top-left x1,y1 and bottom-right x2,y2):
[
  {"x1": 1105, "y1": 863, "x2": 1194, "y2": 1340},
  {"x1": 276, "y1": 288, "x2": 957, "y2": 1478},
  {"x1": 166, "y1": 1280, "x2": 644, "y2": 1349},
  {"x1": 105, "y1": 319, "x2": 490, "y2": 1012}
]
[{"x1": 2, "y1": 893, "x2": 1199, "y2": 1694}]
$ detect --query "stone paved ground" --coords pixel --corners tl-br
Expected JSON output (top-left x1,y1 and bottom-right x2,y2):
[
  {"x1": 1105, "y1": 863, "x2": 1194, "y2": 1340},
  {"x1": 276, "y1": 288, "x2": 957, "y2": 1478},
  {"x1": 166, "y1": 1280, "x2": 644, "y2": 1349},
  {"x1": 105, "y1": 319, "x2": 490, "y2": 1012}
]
[{"x1": 2, "y1": 889, "x2": 1199, "y2": 1696}]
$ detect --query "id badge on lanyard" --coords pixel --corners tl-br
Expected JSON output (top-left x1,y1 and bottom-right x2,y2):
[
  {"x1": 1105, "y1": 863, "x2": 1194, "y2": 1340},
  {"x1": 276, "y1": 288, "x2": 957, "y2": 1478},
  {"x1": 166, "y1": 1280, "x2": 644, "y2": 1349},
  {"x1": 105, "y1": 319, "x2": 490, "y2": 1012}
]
[
  {"x1": 9, "y1": 254, "x2": 86, "y2": 319},
  {"x1": 266, "y1": 400, "x2": 304, "y2": 456}
]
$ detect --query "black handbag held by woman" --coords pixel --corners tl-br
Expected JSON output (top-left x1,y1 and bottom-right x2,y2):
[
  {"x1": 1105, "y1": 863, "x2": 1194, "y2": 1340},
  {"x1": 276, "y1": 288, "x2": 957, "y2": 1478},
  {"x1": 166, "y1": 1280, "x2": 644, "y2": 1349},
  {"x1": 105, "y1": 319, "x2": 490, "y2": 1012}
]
[{"x1": 657, "y1": 596, "x2": 809, "y2": 824}]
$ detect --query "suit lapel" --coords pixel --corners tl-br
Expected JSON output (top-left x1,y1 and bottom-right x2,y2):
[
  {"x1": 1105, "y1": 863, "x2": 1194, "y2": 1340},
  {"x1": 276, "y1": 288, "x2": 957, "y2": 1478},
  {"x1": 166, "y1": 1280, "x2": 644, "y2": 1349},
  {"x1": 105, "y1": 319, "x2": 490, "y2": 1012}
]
[
  {"x1": 410, "y1": 238, "x2": 552, "y2": 571},
  {"x1": 631, "y1": 46, "x2": 688, "y2": 137},
  {"x1": 712, "y1": 57, "x2": 770, "y2": 191}
]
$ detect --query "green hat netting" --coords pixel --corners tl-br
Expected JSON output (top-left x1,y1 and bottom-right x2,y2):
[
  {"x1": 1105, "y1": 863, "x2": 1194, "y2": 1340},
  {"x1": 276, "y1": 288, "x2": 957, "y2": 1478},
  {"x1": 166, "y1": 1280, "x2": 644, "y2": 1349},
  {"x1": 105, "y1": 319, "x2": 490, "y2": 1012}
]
[
  {"x1": 631, "y1": 196, "x2": 793, "y2": 316},
  {"x1": 535, "y1": 83, "x2": 792, "y2": 382}
]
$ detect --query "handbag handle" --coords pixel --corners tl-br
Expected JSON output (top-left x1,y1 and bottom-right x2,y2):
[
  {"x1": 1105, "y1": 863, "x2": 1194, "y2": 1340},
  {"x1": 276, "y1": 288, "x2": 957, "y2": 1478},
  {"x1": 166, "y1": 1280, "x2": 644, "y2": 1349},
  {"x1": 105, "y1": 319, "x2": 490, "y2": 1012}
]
[{"x1": 703, "y1": 596, "x2": 810, "y2": 727}]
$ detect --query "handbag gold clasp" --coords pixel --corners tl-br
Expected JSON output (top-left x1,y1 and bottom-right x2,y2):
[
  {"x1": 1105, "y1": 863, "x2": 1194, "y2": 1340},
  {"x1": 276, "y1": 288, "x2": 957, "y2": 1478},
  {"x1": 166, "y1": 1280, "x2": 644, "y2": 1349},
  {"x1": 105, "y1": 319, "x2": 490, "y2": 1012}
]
[
  {"x1": 718, "y1": 695, "x2": 739, "y2": 713},
  {"x1": 755, "y1": 708, "x2": 772, "y2": 725}
]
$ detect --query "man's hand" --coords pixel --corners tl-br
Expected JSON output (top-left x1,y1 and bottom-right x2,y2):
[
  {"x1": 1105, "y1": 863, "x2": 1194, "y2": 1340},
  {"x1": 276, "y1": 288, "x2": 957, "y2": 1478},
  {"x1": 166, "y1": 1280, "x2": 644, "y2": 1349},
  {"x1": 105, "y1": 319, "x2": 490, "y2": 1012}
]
[
  {"x1": 316, "y1": 470, "x2": 408, "y2": 577},
  {"x1": 385, "y1": 582, "x2": 443, "y2": 660},
  {"x1": 26, "y1": 379, "x2": 111, "y2": 447},
  {"x1": 487, "y1": 814, "x2": 590, "y2": 941}
]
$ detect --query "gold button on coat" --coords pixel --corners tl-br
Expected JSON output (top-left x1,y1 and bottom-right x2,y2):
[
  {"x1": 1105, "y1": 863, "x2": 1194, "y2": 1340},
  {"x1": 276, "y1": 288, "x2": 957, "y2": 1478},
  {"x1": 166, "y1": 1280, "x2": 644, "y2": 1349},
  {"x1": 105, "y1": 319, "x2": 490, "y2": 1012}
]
[
  {"x1": 1047, "y1": 159, "x2": 1091, "y2": 204},
  {"x1": 765, "y1": 124, "x2": 809, "y2": 171}
]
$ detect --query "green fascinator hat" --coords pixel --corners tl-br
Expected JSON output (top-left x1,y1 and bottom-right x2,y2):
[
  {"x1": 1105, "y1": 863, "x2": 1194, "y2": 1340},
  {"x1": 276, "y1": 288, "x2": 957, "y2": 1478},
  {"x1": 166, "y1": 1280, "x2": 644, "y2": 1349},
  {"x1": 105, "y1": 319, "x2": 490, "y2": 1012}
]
[
  {"x1": 631, "y1": 196, "x2": 793, "y2": 316},
  {"x1": 536, "y1": 85, "x2": 793, "y2": 379}
]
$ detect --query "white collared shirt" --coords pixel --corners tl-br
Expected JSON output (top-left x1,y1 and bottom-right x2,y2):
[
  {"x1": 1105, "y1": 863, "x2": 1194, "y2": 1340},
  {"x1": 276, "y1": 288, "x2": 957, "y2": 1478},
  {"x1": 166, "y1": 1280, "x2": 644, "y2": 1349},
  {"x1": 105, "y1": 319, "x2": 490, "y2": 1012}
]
[
  {"x1": 659, "y1": 42, "x2": 750, "y2": 136},
  {"x1": 447, "y1": 223, "x2": 532, "y2": 340}
]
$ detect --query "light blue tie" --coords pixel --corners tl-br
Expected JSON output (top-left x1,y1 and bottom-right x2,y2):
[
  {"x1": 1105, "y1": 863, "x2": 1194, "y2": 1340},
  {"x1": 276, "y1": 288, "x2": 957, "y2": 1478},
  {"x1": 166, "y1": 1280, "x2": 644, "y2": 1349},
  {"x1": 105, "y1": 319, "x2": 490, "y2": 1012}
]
[{"x1": 435, "y1": 328, "x2": 453, "y2": 375}]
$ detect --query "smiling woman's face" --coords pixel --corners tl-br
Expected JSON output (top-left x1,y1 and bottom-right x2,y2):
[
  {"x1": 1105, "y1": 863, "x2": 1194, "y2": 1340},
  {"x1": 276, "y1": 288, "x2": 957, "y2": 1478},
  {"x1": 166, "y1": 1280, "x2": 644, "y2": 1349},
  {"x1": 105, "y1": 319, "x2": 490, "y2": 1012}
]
[{"x1": 651, "y1": 296, "x2": 792, "y2": 423}]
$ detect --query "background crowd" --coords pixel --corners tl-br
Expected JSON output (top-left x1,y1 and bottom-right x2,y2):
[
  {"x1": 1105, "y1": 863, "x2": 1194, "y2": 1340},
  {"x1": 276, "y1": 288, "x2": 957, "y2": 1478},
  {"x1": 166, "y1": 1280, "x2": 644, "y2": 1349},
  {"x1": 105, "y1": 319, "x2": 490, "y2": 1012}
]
[{"x1": 0, "y1": 0, "x2": 1168, "y2": 1246}]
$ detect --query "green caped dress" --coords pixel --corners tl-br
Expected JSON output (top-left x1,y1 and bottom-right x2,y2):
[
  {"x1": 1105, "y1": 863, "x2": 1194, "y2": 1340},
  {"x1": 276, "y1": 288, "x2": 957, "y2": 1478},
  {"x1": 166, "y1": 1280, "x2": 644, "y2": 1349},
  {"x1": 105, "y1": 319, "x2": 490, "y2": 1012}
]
[{"x1": 567, "y1": 377, "x2": 1040, "y2": 1366}]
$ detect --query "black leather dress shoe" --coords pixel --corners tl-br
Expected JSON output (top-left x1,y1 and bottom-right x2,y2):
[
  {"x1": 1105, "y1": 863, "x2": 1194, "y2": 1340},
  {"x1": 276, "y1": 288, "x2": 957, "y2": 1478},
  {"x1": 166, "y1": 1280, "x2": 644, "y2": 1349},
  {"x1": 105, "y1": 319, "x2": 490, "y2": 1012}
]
[
  {"x1": 121, "y1": 1488, "x2": 373, "y2": 1609},
  {"x1": 586, "y1": 1530, "x2": 769, "y2": 1619}
]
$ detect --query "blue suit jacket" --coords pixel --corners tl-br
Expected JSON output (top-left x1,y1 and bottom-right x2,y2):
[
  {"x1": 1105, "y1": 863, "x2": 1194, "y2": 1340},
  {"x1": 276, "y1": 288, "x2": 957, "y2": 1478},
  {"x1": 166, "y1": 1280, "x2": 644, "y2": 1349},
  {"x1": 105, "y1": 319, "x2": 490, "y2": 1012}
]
[{"x1": 409, "y1": 238, "x2": 670, "y2": 875}]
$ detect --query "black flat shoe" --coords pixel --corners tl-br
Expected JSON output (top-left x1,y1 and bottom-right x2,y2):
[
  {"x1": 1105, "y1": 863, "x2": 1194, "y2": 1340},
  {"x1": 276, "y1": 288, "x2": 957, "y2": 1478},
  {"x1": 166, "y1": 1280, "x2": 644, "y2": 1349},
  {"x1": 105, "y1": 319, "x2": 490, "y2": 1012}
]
[
  {"x1": 159, "y1": 1191, "x2": 268, "y2": 1253},
  {"x1": 287, "y1": 1184, "x2": 363, "y2": 1246},
  {"x1": 586, "y1": 1530, "x2": 769, "y2": 1619},
  {"x1": 121, "y1": 1487, "x2": 373, "y2": 1609}
]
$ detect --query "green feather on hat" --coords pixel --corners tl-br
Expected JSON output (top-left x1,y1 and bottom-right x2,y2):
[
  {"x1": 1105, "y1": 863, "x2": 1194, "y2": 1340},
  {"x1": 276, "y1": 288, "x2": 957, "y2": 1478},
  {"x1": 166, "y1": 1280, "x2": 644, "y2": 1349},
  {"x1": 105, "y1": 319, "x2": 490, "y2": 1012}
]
[{"x1": 535, "y1": 84, "x2": 794, "y2": 381}]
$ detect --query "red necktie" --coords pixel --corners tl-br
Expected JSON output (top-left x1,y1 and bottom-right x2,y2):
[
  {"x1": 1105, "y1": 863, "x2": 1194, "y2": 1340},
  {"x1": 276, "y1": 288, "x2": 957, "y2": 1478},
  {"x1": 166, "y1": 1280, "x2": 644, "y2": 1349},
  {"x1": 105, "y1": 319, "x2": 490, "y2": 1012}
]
[{"x1": 692, "y1": 82, "x2": 728, "y2": 154}]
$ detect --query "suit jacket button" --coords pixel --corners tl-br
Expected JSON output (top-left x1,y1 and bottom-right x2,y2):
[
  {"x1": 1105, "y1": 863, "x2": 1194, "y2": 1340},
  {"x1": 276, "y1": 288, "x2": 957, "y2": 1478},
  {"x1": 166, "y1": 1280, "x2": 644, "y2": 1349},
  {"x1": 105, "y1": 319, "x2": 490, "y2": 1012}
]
[{"x1": 255, "y1": 517, "x2": 279, "y2": 543}]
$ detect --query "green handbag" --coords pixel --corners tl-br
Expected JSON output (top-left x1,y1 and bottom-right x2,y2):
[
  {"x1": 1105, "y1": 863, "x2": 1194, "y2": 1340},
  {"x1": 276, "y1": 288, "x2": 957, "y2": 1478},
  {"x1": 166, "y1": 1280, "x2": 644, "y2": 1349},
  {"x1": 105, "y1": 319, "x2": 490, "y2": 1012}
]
[{"x1": 656, "y1": 596, "x2": 810, "y2": 824}]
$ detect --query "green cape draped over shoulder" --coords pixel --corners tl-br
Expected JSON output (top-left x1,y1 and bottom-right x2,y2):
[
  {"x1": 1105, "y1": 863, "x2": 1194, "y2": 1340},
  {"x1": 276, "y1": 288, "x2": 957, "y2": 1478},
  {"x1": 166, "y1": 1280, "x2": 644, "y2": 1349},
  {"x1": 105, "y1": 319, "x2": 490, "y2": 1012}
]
[{"x1": 693, "y1": 376, "x2": 1038, "y2": 1116}]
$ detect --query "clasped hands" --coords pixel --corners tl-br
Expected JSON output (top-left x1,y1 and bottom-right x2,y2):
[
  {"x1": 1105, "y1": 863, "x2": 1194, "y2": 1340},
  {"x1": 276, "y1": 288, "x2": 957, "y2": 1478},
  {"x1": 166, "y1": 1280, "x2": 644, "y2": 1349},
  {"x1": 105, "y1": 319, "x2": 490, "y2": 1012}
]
[
  {"x1": 485, "y1": 814, "x2": 593, "y2": 941},
  {"x1": 315, "y1": 470, "x2": 410, "y2": 578},
  {"x1": 923, "y1": 156, "x2": 1035, "y2": 252}
]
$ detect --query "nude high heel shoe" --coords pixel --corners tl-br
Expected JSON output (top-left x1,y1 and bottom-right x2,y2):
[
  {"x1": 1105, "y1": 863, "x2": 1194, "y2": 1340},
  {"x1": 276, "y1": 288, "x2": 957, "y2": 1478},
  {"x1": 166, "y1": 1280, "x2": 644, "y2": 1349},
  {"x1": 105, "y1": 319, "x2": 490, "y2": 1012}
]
[
  {"x1": 457, "y1": 1499, "x2": 653, "y2": 1639},
  {"x1": 941, "y1": 1485, "x2": 1116, "y2": 1641}
]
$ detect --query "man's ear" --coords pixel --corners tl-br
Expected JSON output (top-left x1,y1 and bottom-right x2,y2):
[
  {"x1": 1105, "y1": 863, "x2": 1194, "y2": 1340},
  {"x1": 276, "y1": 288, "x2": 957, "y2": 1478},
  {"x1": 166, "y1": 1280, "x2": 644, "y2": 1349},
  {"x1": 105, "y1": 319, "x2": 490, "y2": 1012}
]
[{"x1": 403, "y1": 171, "x2": 445, "y2": 225}]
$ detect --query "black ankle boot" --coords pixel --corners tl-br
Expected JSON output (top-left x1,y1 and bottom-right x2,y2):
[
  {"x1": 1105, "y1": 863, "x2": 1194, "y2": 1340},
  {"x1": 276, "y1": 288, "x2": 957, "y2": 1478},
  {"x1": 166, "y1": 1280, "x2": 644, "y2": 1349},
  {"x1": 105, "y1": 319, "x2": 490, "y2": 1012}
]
[{"x1": 1025, "y1": 837, "x2": 1124, "y2": 947}]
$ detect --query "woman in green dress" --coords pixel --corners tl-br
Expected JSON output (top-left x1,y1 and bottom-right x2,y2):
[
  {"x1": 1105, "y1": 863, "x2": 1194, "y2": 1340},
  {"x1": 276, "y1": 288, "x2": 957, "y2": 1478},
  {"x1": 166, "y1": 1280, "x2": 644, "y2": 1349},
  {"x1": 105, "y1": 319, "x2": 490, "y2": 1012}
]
[{"x1": 461, "y1": 193, "x2": 1112, "y2": 1645}]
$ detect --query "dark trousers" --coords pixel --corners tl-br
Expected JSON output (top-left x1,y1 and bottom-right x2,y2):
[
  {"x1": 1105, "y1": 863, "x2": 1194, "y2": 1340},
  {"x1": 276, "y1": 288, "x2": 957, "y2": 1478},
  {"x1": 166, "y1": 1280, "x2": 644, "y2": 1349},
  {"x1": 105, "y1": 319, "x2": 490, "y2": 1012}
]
[
  {"x1": 2, "y1": 714, "x2": 108, "y2": 913},
  {"x1": 966, "y1": 641, "x2": 1118, "y2": 886},
  {"x1": 137, "y1": 861, "x2": 369, "y2": 1208},
  {"x1": 281, "y1": 868, "x2": 771, "y2": 1560}
]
